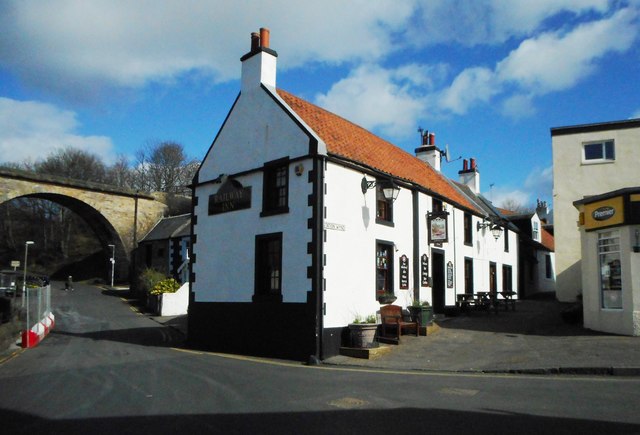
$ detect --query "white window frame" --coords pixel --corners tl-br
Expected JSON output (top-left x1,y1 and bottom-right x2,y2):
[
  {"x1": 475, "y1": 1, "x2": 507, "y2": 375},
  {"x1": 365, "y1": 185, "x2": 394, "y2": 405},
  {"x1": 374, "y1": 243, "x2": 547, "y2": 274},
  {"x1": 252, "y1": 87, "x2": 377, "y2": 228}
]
[
  {"x1": 582, "y1": 140, "x2": 615, "y2": 164},
  {"x1": 598, "y1": 230, "x2": 622, "y2": 310}
]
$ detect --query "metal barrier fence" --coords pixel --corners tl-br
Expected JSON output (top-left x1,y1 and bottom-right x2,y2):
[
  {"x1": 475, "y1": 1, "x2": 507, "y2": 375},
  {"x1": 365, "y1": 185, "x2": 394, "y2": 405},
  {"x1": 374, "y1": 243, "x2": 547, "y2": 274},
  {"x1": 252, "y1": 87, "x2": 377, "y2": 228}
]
[{"x1": 22, "y1": 285, "x2": 53, "y2": 348}]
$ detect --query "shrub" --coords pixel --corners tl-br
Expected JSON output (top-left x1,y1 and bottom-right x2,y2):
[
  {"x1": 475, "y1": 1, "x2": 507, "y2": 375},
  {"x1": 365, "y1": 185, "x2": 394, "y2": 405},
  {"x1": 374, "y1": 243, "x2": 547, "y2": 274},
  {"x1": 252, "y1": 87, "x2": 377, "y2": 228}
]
[
  {"x1": 139, "y1": 268, "x2": 165, "y2": 294},
  {"x1": 149, "y1": 278, "x2": 181, "y2": 295}
]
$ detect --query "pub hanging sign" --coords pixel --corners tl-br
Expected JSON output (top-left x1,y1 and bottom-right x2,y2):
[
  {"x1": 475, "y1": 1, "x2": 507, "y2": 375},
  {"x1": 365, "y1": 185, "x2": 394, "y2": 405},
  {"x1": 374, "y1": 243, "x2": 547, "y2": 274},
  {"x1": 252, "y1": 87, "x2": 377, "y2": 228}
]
[
  {"x1": 208, "y1": 178, "x2": 252, "y2": 215},
  {"x1": 427, "y1": 211, "x2": 449, "y2": 244}
]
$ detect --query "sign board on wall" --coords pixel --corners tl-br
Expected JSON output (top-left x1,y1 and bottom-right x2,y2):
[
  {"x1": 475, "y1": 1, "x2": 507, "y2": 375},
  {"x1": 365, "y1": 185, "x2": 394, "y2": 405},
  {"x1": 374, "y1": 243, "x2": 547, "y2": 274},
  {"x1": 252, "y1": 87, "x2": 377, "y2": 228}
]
[
  {"x1": 446, "y1": 261, "x2": 454, "y2": 288},
  {"x1": 427, "y1": 211, "x2": 449, "y2": 244},
  {"x1": 420, "y1": 254, "x2": 429, "y2": 287},
  {"x1": 208, "y1": 178, "x2": 251, "y2": 215},
  {"x1": 399, "y1": 255, "x2": 409, "y2": 290}
]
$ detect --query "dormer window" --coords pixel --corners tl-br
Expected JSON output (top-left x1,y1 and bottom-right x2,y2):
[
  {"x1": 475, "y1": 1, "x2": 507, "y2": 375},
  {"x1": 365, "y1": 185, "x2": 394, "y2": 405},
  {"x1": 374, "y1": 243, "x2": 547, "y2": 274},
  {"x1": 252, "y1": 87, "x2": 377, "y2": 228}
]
[{"x1": 533, "y1": 221, "x2": 540, "y2": 242}]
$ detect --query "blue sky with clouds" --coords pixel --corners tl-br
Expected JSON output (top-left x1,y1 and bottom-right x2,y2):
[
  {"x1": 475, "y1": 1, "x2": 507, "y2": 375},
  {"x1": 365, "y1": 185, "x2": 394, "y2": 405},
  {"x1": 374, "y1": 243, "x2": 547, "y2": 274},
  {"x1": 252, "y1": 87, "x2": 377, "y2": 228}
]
[{"x1": 1, "y1": 0, "x2": 639, "y2": 208}]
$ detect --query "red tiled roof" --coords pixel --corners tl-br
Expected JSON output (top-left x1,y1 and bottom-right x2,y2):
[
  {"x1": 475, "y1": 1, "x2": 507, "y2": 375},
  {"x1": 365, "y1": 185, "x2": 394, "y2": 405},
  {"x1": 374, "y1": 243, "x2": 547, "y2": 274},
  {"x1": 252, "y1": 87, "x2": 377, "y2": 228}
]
[
  {"x1": 276, "y1": 89, "x2": 478, "y2": 212},
  {"x1": 541, "y1": 228, "x2": 555, "y2": 251},
  {"x1": 497, "y1": 207, "x2": 518, "y2": 216}
]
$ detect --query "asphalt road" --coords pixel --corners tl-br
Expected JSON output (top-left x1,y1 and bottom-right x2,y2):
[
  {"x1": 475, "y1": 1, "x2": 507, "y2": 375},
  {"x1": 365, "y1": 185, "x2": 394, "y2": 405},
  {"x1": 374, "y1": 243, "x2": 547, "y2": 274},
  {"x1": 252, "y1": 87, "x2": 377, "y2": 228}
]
[{"x1": 1, "y1": 282, "x2": 640, "y2": 434}]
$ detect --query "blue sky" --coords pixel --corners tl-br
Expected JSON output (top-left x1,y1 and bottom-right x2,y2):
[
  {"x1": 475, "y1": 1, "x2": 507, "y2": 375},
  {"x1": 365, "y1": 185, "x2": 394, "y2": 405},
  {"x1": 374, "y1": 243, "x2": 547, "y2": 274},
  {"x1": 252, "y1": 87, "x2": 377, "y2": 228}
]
[{"x1": 1, "y1": 0, "x2": 639, "y2": 208}]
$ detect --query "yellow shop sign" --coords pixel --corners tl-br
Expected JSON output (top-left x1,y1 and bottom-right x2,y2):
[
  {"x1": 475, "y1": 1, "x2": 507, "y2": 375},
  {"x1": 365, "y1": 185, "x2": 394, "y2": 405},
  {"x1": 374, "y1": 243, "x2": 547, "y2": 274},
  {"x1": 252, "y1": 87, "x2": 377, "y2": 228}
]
[{"x1": 583, "y1": 196, "x2": 624, "y2": 230}]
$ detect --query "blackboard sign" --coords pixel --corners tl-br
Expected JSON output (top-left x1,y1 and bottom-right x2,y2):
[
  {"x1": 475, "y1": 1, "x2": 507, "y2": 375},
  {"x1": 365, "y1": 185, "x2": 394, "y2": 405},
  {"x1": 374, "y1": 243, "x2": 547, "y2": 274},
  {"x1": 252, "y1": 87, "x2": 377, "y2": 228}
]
[
  {"x1": 209, "y1": 178, "x2": 251, "y2": 215},
  {"x1": 421, "y1": 254, "x2": 429, "y2": 287},
  {"x1": 447, "y1": 261, "x2": 454, "y2": 288},
  {"x1": 399, "y1": 255, "x2": 409, "y2": 290}
]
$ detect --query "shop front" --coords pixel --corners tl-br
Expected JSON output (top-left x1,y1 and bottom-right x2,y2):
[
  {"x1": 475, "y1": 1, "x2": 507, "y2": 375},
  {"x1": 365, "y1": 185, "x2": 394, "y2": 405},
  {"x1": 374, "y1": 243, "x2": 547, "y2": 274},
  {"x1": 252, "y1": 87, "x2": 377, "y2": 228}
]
[{"x1": 574, "y1": 188, "x2": 640, "y2": 335}]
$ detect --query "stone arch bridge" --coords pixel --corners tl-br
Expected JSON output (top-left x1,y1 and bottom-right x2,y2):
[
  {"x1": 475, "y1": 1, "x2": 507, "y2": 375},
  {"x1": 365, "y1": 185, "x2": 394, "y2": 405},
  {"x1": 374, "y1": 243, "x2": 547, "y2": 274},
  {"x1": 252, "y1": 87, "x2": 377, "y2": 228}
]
[{"x1": 0, "y1": 168, "x2": 169, "y2": 281}]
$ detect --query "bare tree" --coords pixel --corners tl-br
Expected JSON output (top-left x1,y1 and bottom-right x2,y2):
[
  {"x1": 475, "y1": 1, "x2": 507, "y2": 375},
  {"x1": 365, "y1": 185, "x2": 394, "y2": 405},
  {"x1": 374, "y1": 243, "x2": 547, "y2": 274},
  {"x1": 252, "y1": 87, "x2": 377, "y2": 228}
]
[
  {"x1": 132, "y1": 141, "x2": 198, "y2": 194},
  {"x1": 498, "y1": 198, "x2": 535, "y2": 214},
  {"x1": 34, "y1": 147, "x2": 108, "y2": 183}
]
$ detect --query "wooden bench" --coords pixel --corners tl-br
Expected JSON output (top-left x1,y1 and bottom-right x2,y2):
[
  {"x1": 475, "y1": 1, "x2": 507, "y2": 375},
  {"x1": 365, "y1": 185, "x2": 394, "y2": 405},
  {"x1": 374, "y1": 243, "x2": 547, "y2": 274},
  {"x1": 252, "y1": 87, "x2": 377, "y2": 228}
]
[{"x1": 379, "y1": 305, "x2": 418, "y2": 344}]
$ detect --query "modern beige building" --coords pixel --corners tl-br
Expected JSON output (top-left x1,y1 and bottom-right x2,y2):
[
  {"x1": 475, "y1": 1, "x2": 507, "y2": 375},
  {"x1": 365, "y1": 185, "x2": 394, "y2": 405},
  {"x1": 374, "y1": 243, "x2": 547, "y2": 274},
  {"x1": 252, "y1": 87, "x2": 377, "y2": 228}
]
[{"x1": 551, "y1": 118, "x2": 640, "y2": 302}]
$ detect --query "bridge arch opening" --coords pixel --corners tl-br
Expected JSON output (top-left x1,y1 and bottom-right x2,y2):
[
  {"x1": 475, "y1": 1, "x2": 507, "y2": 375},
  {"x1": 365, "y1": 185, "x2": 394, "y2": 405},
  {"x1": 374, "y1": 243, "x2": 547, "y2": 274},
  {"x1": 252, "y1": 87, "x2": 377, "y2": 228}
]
[{"x1": 0, "y1": 193, "x2": 129, "y2": 283}]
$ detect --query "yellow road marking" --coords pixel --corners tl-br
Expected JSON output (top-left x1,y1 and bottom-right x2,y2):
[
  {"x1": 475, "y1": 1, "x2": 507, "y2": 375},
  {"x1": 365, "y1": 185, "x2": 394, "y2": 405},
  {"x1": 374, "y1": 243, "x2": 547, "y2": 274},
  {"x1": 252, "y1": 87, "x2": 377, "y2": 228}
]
[
  {"x1": 0, "y1": 348, "x2": 24, "y2": 365},
  {"x1": 170, "y1": 348, "x2": 640, "y2": 382}
]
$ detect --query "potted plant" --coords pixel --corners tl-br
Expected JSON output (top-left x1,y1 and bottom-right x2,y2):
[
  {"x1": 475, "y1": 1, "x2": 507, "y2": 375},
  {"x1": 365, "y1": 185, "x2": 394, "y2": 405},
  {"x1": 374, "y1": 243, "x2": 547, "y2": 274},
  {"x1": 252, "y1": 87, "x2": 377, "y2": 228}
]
[
  {"x1": 377, "y1": 292, "x2": 397, "y2": 305},
  {"x1": 408, "y1": 300, "x2": 433, "y2": 327},
  {"x1": 348, "y1": 314, "x2": 378, "y2": 348}
]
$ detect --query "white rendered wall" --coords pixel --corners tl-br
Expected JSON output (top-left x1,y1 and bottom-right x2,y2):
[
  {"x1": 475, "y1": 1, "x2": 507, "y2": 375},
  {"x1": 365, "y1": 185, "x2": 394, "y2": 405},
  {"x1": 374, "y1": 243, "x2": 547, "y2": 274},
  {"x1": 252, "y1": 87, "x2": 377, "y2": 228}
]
[
  {"x1": 321, "y1": 161, "x2": 520, "y2": 329},
  {"x1": 193, "y1": 85, "x2": 316, "y2": 304},
  {"x1": 553, "y1": 126, "x2": 640, "y2": 302}
]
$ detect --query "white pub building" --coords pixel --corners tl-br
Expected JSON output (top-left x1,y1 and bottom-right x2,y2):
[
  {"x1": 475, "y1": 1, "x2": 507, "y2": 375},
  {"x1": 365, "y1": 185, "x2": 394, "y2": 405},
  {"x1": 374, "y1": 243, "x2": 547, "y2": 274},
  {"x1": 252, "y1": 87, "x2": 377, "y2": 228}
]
[{"x1": 189, "y1": 29, "x2": 519, "y2": 360}]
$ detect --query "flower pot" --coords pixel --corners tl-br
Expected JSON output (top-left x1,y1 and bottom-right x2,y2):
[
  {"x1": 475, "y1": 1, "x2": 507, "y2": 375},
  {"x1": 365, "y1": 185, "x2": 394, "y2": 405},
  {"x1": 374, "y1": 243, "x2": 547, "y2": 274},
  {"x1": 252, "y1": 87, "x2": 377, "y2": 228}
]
[
  {"x1": 377, "y1": 294, "x2": 397, "y2": 305},
  {"x1": 408, "y1": 305, "x2": 433, "y2": 327},
  {"x1": 348, "y1": 323, "x2": 378, "y2": 348}
]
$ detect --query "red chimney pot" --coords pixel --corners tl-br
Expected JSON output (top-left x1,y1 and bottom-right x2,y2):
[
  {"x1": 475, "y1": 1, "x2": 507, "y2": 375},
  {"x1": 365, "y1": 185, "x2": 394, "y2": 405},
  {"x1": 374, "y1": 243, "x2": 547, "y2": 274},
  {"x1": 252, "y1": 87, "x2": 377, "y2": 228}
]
[
  {"x1": 463, "y1": 159, "x2": 468, "y2": 171},
  {"x1": 260, "y1": 28, "x2": 270, "y2": 48},
  {"x1": 429, "y1": 132, "x2": 435, "y2": 146}
]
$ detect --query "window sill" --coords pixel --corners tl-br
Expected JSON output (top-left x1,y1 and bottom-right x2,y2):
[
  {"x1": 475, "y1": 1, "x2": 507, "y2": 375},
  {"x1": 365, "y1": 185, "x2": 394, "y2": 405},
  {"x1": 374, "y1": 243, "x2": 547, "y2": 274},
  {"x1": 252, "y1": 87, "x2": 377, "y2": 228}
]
[
  {"x1": 581, "y1": 160, "x2": 615, "y2": 166},
  {"x1": 260, "y1": 207, "x2": 290, "y2": 217},
  {"x1": 375, "y1": 218, "x2": 395, "y2": 227}
]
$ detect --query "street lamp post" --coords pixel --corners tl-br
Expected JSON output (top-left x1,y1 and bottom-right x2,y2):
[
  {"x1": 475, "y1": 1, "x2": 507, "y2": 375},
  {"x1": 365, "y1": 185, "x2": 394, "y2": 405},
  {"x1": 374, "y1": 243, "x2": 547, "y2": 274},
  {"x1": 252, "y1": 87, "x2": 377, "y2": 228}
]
[
  {"x1": 23, "y1": 241, "x2": 34, "y2": 346},
  {"x1": 108, "y1": 244, "x2": 115, "y2": 288}
]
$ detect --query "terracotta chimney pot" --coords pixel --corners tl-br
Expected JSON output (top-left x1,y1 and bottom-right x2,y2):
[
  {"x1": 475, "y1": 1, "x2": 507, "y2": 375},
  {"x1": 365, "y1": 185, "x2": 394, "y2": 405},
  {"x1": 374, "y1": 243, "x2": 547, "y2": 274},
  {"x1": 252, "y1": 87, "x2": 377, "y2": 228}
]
[{"x1": 260, "y1": 28, "x2": 270, "y2": 48}]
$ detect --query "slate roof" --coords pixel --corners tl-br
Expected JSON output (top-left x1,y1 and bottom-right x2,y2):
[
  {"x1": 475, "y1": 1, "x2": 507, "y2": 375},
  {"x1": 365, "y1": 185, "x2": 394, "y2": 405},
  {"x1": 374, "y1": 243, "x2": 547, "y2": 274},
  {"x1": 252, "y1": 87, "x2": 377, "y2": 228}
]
[
  {"x1": 276, "y1": 89, "x2": 479, "y2": 213},
  {"x1": 141, "y1": 214, "x2": 190, "y2": 242}
]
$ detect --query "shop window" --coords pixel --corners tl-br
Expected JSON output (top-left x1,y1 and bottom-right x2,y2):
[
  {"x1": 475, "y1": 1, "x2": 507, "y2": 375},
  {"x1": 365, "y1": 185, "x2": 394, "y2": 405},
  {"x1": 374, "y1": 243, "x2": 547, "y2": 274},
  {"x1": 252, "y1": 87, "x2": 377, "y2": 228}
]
[
  {"x1": 502, "y1": 265, "x2": 513, "y2": 291},
  {"x1": 464, "y1": 257, "x2": 474, "y2": 293},
  {"x1": 376, "y1": 241, "x2": 394, "y2": 298},
  {"x1": 583, "y1": 140, "x2": 615, "y2": 163},
  {"x1": 463, "y1": 213, "x2": 472, "y2": 245},
  {"x1": 598, "y1": 231, "x2": 622, "y2": 309},
  {"x1": 254, "y1": 233, "x2": 283, "y2": 302},
  {"x1": 261, "y1": 159, "x2": 289, "y2": 216}
]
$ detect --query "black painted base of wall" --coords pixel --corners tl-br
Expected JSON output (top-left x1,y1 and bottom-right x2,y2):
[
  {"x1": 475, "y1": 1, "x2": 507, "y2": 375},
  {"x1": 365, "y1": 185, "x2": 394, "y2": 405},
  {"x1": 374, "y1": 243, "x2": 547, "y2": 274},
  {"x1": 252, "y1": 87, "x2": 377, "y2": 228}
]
[
  {"x1": 188, "y1": 301, "x2": 316, "y2": 362},
  {"x1": 322, "y1": 326, "x2": 348, "y2": 359}
]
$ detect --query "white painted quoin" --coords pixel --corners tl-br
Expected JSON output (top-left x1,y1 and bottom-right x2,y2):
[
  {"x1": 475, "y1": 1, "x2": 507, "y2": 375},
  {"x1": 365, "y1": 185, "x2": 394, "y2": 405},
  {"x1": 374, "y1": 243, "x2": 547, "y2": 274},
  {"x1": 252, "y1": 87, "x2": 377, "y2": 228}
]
[{"x1": 189, "y1": 29, "x2": 519, "y2": 360}]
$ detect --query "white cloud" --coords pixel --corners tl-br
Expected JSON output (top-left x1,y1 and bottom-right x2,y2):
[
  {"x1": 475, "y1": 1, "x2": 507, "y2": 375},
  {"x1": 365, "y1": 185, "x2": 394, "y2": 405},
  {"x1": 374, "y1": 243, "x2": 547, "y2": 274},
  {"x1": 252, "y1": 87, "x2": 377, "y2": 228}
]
[
  {"x1": 0, "y1": 98, "x2": 115, "y2": 164},
  {"x1": 0, "y1": 0, "x2": 414, "y2": 100},
  {"x1": 410, "y1": 0, "x2": 610, "y2": 46},
  {"x1": 632, "y1": 109, "x2": 640, "y2": 119},
  {"x1": 497, "y1": 7, "x2": 638, "y2": 94},
  {"x1": 438, "y1": 67, "x2": 500, "y2": 114},
  {"x1": 315, "y1": 64, "x2": 429, "y2": 138},
  {"x1": 501, "y1": 94, "x2": 536, "y2": 119},
  {"x1": 484, "y1": 164, "x2": 552, "y2": 210},
  {"x1": 436, "y1": 5, "x2": 639, "y2": 116}
]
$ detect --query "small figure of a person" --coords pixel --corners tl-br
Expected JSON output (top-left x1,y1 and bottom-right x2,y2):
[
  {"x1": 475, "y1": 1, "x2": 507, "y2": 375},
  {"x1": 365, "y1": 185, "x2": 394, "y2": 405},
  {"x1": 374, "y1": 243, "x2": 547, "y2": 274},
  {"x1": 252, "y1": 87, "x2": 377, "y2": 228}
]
[{"x1": 65, "y1": 275, "x2": 73, "y2": 291}]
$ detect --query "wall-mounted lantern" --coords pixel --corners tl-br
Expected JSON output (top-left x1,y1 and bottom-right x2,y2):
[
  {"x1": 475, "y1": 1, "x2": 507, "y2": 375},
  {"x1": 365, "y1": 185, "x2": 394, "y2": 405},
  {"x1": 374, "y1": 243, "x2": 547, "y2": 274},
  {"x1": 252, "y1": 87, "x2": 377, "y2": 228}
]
[
  {"x1": 477, "y1": 219, "x2": 503, "y2": 240},
  {"x1": 361, "y1": 176, "x2": 400, "y2": 202}
]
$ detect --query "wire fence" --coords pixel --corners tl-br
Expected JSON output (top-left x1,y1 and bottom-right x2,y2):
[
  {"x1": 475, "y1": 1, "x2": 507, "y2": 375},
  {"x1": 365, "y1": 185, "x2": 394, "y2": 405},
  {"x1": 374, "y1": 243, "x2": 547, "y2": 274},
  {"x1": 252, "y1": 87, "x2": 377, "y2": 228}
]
[{"x1": 22, "y1": 285, "x2": 53, "y2": 347}]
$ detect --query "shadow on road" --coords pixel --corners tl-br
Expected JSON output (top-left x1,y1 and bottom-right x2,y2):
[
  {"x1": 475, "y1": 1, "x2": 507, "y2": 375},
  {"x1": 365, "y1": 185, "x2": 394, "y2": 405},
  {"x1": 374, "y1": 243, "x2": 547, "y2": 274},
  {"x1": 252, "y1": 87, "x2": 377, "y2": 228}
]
[
  {"x1": 437, "y1": 300, "x2": 609, "y2": 337},
  {"x1": 1, "y1": 406, "x2": 638, "y2": 435},
  {"x1": 51, "y1": 326, "x2": 184, "y2": 348}
]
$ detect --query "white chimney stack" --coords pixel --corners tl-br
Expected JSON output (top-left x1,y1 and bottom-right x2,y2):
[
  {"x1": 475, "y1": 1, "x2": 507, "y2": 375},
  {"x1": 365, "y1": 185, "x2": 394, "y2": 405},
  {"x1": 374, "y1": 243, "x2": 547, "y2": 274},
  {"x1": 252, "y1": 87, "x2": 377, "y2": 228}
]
[
  {"x1": 458, "y1": 158, "x2": 480, "y2": 194},
  {"x1": 241, "y1": 27, "x2": 277, "y2": 92},
  {"x1": 415, "y1": 130, "x2": 441, "y2": 172}
]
